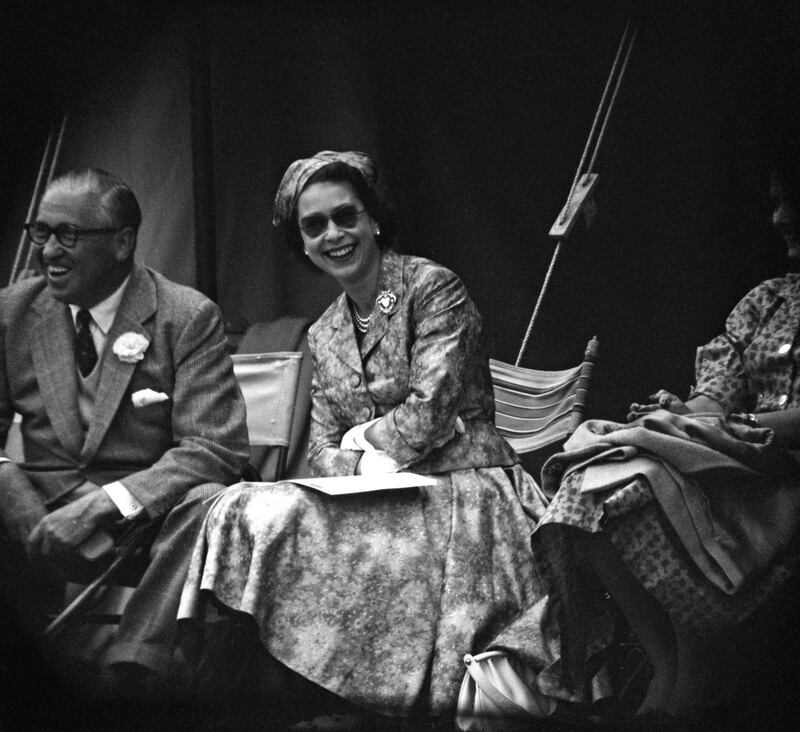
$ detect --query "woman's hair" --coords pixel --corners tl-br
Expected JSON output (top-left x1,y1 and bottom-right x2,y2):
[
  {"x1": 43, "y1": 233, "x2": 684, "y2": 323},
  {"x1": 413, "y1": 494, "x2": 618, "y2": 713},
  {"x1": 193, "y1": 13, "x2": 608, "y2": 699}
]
[
  {"x1": 285, "y1": 161, "x2": 397, "y2": 259},
  {"x1": 45, "y1": 167, "x2": 142, "y2": 234}
]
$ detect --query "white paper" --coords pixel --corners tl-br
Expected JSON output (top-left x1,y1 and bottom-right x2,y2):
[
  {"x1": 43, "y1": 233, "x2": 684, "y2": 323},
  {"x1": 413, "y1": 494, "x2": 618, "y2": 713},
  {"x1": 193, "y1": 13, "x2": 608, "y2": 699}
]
[{"x1": 284, "y1": 472, "x2": 439, "y2": 496}]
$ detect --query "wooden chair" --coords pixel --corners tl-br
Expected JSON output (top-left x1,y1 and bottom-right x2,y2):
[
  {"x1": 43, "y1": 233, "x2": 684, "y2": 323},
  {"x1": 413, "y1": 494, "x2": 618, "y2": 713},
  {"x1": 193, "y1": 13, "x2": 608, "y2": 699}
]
[{"x1": 490, "y1": 336, "x2": 599, "y2": 459}]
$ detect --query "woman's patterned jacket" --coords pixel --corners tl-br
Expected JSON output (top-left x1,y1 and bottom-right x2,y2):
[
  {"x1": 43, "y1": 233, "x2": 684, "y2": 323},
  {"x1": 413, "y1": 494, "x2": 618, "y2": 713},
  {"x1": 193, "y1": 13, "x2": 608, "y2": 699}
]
[{"x1": 307, "y1": 249, "x2": 519, "y2": 476}]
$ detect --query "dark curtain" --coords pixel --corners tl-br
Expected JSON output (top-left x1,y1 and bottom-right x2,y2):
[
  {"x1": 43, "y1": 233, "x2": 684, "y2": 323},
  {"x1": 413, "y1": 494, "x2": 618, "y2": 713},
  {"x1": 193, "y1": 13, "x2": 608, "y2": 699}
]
[
  {"x1": 202, "y1": 0, "x2": 800, "y2": 420},
  {"x1": 1, "y1": 6, "x2": 196, "y2": 289},
  {"x1": 2, "y1": 0, "x2": 799, "y2": 418},
  {"x1": 57, "y1": 27, "x2": 197, "y2": 288},
  {"x1": 2, "y1": 2, "x2": 800, "y2": 727}
]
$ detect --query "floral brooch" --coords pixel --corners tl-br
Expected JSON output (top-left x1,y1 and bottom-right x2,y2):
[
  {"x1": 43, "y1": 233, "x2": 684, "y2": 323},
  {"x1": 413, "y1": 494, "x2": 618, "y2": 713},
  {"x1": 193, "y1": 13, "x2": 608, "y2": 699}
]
[
  {"x1": 113, "y1": 332, "x2": 149, "y2": 363},
  {"x1": 375, "y1": 290, "x2": 397, "y2": 315}
]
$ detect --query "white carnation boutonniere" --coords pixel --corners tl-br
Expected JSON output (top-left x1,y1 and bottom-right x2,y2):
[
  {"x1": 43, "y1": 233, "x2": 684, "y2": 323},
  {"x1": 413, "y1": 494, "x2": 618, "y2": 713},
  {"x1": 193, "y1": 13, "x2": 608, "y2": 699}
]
[{"x1": 113, "y1": 332, "x2": 149, "y2": 364}]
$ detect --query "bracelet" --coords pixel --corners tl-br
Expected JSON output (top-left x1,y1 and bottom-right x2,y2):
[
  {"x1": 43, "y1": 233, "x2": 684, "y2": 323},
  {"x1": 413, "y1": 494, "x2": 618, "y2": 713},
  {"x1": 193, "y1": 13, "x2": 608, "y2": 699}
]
[{"x1": 729, "y1": 412, "x2": 760, "y2": 427}]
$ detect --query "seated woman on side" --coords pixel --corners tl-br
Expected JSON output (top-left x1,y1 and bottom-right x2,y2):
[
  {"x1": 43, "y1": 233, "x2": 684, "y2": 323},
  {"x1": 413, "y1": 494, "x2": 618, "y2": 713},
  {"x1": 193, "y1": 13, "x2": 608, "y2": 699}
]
[
  {"x1": 178, "y1": 151, "x2": 547, "y2": 722},
  {"x1": 488, "y1": 135, "x2": 800, "y2": 721}
]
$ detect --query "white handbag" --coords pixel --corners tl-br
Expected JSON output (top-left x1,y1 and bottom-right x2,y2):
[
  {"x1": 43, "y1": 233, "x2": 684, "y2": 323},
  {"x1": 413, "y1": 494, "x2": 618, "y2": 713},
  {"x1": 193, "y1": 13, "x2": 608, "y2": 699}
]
[{"x1": 455, "y1": 650, "x2": 556, "y2": 732}]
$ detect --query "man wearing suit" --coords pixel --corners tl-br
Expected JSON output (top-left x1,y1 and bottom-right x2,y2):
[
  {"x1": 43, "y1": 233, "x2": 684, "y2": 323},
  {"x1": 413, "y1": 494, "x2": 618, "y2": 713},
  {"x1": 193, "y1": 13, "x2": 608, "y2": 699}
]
[{"x1": 0, "y1": 168, "x2": 249, "y2": 695}]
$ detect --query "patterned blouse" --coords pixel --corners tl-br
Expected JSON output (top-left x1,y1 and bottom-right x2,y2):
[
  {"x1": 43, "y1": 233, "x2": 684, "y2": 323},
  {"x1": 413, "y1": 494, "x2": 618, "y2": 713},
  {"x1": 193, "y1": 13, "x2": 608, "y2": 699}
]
[{"x1": 691, "y1": 274, "x2": 800, "y2": 414}]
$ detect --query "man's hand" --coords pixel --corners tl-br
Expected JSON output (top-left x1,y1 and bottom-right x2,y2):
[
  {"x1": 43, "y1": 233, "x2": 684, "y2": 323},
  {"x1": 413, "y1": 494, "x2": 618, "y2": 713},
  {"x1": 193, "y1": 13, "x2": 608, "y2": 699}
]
[
  {"x1": 26, "y1": 487, "x2": 119, "y2": 560},
  {"x1": 0, "y1": 461, "x2": 48, "y2": 544},
  {"x1": 627, "y1": 390, "x2": 691, "y2": 421}
]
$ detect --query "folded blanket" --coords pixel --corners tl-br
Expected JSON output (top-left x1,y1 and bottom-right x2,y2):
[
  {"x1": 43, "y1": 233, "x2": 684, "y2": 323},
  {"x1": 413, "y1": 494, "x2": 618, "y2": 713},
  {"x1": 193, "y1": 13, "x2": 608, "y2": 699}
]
[{"x1": 540, "y1": 410, "x2": 800, "y2": 593}]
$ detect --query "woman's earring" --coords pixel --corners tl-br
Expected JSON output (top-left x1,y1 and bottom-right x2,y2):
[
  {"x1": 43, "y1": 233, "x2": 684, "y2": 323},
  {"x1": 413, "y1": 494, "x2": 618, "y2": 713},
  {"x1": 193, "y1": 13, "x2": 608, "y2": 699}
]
[
  {"x1": 374, "y1": 225, "x2": 381, "y2": 236},
  {"x1": 304, "y1": 249, "x2": 310, "y2": 256}
]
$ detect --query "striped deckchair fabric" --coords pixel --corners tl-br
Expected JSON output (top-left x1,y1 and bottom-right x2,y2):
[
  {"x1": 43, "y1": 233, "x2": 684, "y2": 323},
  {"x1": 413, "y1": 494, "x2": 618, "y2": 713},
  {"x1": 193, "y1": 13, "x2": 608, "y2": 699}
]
[{"x1": 490, "y1": 337, "x2": 599, "y2": 454}]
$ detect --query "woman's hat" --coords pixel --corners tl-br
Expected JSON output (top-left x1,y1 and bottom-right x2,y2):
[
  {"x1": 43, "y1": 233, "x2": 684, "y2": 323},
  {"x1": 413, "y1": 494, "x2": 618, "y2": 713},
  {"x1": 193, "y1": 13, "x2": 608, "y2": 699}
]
[{"x1": 272, "y1": 150, "x2": 377, "y2": 226}]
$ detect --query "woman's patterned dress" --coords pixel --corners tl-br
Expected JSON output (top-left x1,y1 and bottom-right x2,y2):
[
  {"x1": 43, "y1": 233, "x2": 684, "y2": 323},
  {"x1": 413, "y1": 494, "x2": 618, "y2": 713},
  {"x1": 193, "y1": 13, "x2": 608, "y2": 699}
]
[{"x1": 179, "y1": 251, "x2": 546, "y2": 716}]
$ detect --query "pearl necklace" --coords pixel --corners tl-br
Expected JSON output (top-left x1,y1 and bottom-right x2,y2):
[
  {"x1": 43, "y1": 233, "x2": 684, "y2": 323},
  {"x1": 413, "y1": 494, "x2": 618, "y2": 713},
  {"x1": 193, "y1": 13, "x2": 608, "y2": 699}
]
[{"x1": 349, "y1": 298, "x2": 371, "y2": 333}]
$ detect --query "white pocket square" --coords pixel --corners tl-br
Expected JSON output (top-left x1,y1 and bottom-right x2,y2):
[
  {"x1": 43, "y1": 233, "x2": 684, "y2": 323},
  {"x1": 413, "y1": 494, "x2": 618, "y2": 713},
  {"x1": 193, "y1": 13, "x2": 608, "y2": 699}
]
[{"x1": 131, "y1": 388, "x2": 170, "y2": 408}]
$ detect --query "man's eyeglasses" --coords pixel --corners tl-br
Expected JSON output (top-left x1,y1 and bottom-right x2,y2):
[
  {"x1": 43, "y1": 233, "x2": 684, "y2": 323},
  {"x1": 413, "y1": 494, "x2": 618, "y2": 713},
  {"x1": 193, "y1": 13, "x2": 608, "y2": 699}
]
[
  {"x1": 298, "y1": 206, "x2": 365, "y2": 238},
  {"x1": 24, "y1": 222, "x2": 119, "y2": 248}
]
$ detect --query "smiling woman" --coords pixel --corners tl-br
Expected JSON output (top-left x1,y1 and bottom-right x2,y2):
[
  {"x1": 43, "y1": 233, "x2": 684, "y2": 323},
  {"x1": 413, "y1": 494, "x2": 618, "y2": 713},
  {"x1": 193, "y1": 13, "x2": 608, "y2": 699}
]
[
  {"x1": 178, "y1": 150, "x2": 549, "y2": 724},
  {"x1": 296, "y1": 178, "x2": 383, "y2": 298}
]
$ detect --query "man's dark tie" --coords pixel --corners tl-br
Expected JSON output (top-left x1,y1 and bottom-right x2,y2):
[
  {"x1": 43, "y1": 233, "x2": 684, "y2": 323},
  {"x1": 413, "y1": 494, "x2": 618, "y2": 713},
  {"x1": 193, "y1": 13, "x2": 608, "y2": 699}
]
[{"x1": 75, "y1": 308, "x2": 98, "y2": 377}]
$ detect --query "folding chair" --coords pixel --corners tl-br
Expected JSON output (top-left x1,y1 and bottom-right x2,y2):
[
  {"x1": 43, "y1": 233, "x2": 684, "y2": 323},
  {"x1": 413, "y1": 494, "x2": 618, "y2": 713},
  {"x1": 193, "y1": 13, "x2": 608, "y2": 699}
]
[
  {"x1": 172, "y1": 352, "x2": 306, "y2": 704},
  {"x1": 232, "y1": 351, "x2": 303, "y2": 483},
  {"x1": 490, "y1": 336, "x2": 599, "y2": 457},
  {"x1": 492, "y1": 337, "x2": 709, "y2": 717},
  {"x1": 236, "y1": 318, "x2": 313, "y2": 479},
  {"x1": 44, "y1": 519, "x2": 159, "y2": 643}
]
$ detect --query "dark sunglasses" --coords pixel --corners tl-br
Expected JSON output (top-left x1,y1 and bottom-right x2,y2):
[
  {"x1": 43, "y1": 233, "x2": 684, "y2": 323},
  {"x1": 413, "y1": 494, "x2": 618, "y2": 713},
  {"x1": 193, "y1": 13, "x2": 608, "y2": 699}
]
[
  {"x1": 298, "y1": 206, "x2": 365, "y2": 238},
  {"x1": 24, "y1": 222, "x2": 120, "y2": 248}
]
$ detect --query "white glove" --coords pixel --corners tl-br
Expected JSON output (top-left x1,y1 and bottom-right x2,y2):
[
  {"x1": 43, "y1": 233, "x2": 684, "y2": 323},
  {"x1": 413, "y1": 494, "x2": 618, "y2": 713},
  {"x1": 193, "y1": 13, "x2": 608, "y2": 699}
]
[
  {"x1": 343, "y1": 416, "x2": 466, "y2": 452},
  {"x1": 356, "y1": 450, "x2": 401, "y2": 475},
  {"x1": 340, "y1": 418, "x2": 382, "y2": 452}
]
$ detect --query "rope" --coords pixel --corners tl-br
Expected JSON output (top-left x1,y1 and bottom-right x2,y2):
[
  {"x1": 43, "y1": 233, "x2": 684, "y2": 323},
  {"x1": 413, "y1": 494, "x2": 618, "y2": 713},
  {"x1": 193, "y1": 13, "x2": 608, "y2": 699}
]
[
  {"x1": 560, "y1": 20, "x2": 635, "y2": 224},
  {"x1": 586, "y1": 24, "x2": 638, "y2": 175},
  {"x1": 515, "y1": 241, "x2": 562, "y2": 366},
  {"x1": 516, "y1": 20, "x2": 638, "y2": 366}
]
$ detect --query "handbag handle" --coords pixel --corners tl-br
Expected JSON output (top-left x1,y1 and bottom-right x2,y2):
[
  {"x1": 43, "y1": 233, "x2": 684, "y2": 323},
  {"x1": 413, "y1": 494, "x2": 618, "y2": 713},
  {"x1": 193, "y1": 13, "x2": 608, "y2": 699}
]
[{"x1": 463, "y1": 653, "x2": 537, "y2": 718}]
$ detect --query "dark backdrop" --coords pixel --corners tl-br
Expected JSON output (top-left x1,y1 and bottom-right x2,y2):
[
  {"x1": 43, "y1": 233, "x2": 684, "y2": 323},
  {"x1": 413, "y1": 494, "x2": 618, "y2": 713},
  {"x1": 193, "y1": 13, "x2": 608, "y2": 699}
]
[
  {"x1": 1, "y1": 0, "x2": 800, "y2": 726},
  {"x1": 3, "y1": 1, "x2": 799, "y2": 422}
]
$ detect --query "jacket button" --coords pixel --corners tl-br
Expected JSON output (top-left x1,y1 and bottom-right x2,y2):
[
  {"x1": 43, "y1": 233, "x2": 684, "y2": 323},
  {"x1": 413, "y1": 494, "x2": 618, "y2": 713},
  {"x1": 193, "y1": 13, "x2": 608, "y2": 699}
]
[
  {"x1": 779, "y1": 343, "x2": 792, "y2": 355},
  {"x1": 350, "y1": 374, "x2": 361, "y2": 388}
]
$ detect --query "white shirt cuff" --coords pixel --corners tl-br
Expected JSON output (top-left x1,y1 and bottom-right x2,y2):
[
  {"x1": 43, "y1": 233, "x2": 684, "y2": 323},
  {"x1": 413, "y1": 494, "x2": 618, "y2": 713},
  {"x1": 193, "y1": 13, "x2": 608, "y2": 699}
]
[
  {"x1": 0, "y1": 457, "x2": 12, "y2": 464},
  {"x1": 103, "y1": 481, "x2": 144, "y2": 518}
]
